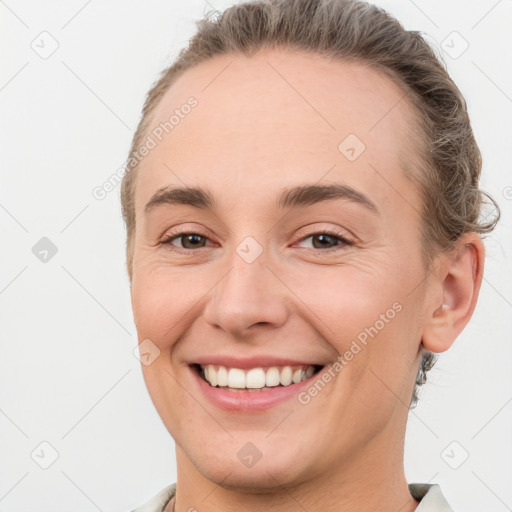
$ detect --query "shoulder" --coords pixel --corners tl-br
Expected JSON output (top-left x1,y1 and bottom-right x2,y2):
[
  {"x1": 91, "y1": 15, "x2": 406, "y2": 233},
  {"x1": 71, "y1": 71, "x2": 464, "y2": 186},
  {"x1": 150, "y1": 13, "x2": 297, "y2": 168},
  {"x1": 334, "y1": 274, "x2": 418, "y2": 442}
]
[{"x1": 129, "y1": 483, "x2": 176, "y2": 512}]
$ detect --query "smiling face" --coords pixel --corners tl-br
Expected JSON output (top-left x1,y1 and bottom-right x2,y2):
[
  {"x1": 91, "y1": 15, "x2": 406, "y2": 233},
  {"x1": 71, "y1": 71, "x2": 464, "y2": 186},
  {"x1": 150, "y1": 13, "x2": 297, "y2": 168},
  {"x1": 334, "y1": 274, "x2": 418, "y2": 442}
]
[{"x1": 129, "y1": 49, "x2": 436, "y2": 492}]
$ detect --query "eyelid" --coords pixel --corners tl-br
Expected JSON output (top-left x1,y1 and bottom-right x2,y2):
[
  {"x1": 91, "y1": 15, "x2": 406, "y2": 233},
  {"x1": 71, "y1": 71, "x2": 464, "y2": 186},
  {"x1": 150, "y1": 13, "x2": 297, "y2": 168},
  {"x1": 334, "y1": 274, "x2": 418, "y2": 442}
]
[
  {"x1": 291, "y1": 223, "x2": 355, "y2": 244},
  {"x1": 159, "y1": 222, "x2": 214, "y2": 241}
]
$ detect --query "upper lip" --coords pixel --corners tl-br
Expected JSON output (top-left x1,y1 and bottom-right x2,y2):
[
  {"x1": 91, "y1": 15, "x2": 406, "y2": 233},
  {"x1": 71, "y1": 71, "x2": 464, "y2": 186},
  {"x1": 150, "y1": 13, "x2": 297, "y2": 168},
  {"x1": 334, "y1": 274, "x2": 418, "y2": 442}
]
[{"x1": 191, "y1": 355, "x2": 327, "y2": 369}]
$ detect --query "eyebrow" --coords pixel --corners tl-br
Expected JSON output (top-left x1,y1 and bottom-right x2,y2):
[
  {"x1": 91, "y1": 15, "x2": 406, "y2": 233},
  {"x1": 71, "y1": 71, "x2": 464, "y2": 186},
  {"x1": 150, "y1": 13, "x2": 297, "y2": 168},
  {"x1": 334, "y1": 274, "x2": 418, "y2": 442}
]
[{"x1": 144, "y1": 183, "x2": 379, "y2": 215}]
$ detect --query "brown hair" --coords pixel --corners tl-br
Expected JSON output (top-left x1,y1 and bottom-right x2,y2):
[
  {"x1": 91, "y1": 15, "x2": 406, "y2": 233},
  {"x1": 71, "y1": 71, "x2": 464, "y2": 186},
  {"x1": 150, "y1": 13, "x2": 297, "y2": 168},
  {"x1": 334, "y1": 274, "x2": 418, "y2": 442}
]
[{"x1": 120, "y1": 0, "x2": 500, "y2": 407}]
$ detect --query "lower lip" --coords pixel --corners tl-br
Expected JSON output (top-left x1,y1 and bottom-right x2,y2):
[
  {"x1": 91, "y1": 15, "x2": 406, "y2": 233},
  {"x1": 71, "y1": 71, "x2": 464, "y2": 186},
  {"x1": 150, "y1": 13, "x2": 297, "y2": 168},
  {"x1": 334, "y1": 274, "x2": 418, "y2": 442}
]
[{"x1": 190, "y1": 366, "x2": 319, "y2": 412}]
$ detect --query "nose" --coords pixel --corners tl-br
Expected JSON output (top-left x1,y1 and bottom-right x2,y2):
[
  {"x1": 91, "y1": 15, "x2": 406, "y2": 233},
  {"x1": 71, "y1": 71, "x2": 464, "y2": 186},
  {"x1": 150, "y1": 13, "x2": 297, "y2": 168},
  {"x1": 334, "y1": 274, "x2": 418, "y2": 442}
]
[{"x1": 202, "y1": 249, "x2": 289, "y2": 339}]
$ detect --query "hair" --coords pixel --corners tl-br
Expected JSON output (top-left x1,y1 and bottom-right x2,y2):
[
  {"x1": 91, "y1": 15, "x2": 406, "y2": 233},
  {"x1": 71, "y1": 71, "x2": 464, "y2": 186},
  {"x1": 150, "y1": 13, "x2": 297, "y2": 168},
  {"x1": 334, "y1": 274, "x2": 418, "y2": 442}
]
[{"x1": 120, "y1": 0, "x2": 500, "y2": 408}]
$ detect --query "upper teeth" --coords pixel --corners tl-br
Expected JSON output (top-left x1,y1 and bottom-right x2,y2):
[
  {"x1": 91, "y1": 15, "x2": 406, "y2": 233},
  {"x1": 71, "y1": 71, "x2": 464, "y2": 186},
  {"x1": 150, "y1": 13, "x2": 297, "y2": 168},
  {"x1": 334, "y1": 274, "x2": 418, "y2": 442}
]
[{"x1": 201, "y1": 365, "x2": 316, "y2": 389}]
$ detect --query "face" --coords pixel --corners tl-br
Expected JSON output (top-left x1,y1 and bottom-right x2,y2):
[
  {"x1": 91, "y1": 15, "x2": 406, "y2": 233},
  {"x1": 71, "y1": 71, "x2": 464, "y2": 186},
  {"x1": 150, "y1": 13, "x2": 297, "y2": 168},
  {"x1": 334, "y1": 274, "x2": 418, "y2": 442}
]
[{"x1": 130, "y1": 49, "x2": 434, "y2": 490}]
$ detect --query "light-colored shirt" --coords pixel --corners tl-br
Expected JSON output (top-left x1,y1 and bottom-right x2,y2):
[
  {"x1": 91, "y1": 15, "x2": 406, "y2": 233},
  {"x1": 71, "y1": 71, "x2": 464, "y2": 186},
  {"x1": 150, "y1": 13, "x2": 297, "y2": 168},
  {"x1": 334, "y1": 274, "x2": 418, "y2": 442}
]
[{"x1": 130, "y1": 482, "x2": 455, "y2": 511}]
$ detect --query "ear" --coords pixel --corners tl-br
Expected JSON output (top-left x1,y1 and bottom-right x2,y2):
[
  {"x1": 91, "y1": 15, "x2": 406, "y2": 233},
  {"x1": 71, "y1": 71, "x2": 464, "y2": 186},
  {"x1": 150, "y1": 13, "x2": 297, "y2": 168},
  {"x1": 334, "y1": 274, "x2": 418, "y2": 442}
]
[{"x1": 422, "y1": 233, "x2": 485, "y2": 353}]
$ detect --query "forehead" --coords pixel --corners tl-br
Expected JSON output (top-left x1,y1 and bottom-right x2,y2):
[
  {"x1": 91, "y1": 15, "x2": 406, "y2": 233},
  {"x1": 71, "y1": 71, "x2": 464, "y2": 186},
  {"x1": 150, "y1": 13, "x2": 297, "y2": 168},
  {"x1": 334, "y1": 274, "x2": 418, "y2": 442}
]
[{"x1": 135, "y1": 48, "x2": 420, "y2": 216}]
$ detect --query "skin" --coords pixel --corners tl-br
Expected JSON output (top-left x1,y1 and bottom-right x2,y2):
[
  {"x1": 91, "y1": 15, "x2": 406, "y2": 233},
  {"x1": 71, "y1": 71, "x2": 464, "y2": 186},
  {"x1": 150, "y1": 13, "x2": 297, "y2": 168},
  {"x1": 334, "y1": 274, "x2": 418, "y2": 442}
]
[{"x1": 129, "y1": 49, "x2": 485, "y2": 512}]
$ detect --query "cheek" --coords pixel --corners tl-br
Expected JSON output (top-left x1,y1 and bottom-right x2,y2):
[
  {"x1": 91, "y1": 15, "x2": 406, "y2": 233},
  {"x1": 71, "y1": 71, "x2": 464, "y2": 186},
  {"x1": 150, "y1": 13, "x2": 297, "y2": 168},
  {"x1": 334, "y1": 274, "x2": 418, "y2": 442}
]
[
  {"x1": 131, "y1": 262, "x2": 214, "y2": 349},
  {"x1": 291, "y1": 266, "x2": 403, "y2": 340},
  {"x1": 289, "y1": 265, "x2": 418, "y2": 386}
]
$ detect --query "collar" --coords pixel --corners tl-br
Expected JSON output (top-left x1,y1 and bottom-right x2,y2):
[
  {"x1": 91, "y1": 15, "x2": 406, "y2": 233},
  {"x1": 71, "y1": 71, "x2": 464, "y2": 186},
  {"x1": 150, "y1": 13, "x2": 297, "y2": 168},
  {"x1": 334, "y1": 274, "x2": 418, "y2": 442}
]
[
  {"x1": 409, "y1": 483, "x2": 455, "y2": 511},
  {"x1": 132, "y1": 482, "x2": 454, "y2": 511}
]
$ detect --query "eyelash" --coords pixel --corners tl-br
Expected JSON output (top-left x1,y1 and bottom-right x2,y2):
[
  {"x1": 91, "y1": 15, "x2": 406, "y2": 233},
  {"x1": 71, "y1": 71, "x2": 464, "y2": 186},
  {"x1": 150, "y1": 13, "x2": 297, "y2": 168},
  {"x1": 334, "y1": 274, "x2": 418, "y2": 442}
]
[{"x1": 159, "y1": 228, "x2": 354, "y2": 253}]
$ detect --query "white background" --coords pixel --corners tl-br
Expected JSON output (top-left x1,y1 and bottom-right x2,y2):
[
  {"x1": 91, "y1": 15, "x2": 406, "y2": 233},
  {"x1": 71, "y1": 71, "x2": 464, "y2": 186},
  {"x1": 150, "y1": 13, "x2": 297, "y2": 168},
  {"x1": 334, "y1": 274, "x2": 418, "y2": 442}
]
[{"x1": 1, "y1": 0, "x2": 511, "y2": 510}]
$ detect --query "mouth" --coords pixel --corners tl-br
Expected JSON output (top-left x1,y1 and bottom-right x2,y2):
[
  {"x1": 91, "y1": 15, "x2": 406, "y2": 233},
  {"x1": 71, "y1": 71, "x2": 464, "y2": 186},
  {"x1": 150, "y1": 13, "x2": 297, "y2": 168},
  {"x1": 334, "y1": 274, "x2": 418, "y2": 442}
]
[{"x1": 191, "y1": 363, "x2": 325, "y2": 392}]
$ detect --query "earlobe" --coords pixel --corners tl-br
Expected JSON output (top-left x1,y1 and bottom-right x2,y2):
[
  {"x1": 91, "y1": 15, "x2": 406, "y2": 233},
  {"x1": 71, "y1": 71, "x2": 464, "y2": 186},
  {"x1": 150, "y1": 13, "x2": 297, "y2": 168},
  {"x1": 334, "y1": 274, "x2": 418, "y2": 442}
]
[{"x1": 421, "y1": 234, "x2": 485, "y2": 354}]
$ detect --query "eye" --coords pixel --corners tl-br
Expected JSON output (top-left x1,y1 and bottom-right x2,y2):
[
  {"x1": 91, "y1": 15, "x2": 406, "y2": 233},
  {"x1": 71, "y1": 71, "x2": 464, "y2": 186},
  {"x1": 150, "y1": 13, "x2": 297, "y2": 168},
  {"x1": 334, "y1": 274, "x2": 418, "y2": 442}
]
[
  {"x1": 160, "y1": 232, "x2": 212, "y2": 250},
  {"x1": 295, "y1": 230, "x2": 354, "y2": 251},
  {"x1": 159, "y1": 229, "x2": 354, "y2": 252}
]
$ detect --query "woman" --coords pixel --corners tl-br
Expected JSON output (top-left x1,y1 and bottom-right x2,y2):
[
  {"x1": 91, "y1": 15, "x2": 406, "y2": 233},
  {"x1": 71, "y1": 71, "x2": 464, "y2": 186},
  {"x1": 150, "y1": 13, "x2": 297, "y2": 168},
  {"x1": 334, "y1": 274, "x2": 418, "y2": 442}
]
[{"x1": 121, "y1": 0, "x2": 500, "y2": 510}]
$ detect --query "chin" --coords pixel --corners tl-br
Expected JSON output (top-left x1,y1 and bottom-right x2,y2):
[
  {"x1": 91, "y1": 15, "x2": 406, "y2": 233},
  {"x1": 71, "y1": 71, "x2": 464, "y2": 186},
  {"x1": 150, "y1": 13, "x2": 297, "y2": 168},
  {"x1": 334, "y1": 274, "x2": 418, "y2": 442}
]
[
  {"x1": 201, "y1": 464, "x2": 305, "y2": 494},
  {"x1": 189, "y1": 441, "x2": 312, "y2": 493}
]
